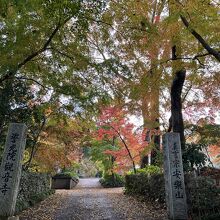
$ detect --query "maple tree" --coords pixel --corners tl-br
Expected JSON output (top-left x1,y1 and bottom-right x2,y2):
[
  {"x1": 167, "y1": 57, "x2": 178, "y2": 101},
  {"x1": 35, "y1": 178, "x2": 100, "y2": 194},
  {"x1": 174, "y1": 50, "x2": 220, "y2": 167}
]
[
  {"x1": 0, "y1": 0, "x2": 109, "y2": 127},
  {"x1": 31, "y1": 114, "x2": 90, "y2": 173},
  {"x1": 209, "y1": 144, "x2": 220, "y2": 165},
  {"x1": 0, "y1": 1, "x2": 219, "y2": 174},
  {"x1": 94, "y1": 106, "x2": 148, "y2": 173},
  {"x1": 90, "y1": 139, "x2": 117, "y2": 177},
  {"x1": 0, "y1": 1, "x2": 112, "y2": 166},
  {"x1": 88, "y1": 0, "x2": 220, "y2": 157}
]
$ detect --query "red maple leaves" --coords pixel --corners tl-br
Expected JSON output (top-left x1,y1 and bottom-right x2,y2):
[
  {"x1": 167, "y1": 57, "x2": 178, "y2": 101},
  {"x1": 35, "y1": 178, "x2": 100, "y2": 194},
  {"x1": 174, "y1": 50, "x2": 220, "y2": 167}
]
[
  {"x1": 208, "y1": 144, "x2": 220, "y2": 164},
  {"x1": 94, "y1": 106, "x2": 148, "y2": 172}
]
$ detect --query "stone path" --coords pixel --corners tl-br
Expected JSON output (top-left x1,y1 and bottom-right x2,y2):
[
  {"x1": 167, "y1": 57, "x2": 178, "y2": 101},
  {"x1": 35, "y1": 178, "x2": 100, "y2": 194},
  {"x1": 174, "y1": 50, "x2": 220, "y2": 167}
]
[{"x1": 19, "y1": 178, "x2": 167, "y2": 220}]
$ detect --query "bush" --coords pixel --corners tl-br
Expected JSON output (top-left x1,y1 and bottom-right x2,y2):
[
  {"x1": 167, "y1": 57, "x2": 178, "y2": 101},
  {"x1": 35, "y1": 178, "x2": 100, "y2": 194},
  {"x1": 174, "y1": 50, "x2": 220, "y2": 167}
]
[
  {"x1": 185, "y1": 175, "x2": 220, "y2": 219},
  {"x1": 100, "y1": 173, "x2": 125, "y2": 188},
  {"x1": 182, "y1": 143, "x2": 208, "y2": 171},
  {"x1": 125, "y1": 172, "x2": 220, "y2": 219},
  {"x1": 127, "y1": 165, "x2": 162, "y2": 176},
  {"x1": 54, "y1": 171, "x2": 78, "y2": 179},
  {"x1": 125, "y1": 173, "x2": 165, "y2": 203},
  {"x1": 138, "y1": 165, "x2": 162, "y2": 175}
]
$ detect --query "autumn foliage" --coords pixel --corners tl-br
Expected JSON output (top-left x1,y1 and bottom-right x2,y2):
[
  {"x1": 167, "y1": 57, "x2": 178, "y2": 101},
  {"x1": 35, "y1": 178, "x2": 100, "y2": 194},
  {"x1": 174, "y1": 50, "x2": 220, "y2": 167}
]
[
  {"x1": 208, "y1": 144, "x2": 220, "y2": 165},
  {"x1": 33, "y1": 118, "x2": 84, "y2": 173},
  {"x1": 94, "y1": 106, "x2": 148, "y2": 173}
]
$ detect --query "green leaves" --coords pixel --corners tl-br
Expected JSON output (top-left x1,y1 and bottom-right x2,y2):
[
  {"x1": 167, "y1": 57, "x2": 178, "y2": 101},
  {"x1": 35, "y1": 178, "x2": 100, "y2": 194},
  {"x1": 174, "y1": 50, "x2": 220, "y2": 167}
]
[{"x1": 182, "y1": 143, "x2": 208, "y2": 171}]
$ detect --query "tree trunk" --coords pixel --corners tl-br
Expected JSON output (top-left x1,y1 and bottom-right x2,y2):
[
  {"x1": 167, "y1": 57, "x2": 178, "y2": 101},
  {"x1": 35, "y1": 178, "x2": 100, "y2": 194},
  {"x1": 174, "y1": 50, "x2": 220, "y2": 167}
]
[
  {"x1": 170, "y1": 69, "x2": 186, "y2": 150},
  {"x1": 151, "y1": 118, "x2": 160, "y2": 165}
]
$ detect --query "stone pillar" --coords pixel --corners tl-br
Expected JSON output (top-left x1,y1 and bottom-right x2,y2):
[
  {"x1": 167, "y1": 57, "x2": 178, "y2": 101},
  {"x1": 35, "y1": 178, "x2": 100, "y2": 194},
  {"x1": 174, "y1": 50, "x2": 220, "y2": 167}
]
[
  {"x1": 162, "y1": 132, "x2": 188, "y2": 220},
  {"x1": 0, "y1": 123, "x2": 27, "y2": 219}
]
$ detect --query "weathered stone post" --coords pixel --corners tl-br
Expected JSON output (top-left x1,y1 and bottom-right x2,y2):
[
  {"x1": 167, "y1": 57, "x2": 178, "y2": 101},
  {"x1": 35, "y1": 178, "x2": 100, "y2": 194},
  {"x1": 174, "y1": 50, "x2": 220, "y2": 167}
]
[
  {"x1": 0, "y1": 123, "x2": 27, "y2": 220},
  {"x1": 163, "y1": 132, "x2": 188, "y2": 220}
]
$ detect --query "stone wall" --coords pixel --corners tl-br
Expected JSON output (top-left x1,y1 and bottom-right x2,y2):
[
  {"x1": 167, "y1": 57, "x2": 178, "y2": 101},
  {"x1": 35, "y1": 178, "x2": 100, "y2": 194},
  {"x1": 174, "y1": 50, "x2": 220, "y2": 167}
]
[{"x1": 15, "y1": 171, "x2": 54, "y2": 214}]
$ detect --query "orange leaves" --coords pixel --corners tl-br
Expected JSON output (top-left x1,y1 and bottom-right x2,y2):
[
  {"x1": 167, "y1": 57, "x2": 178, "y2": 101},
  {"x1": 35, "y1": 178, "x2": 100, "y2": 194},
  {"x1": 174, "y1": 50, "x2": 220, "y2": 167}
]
[
  {"x1": 33, "y1": 117, "x2": 86, "y2": 173},
  {"x1": 208, "y1": 144, "x2": 220, "y2": 164},
  {"x1": 154, "y1": 15, "x2": 160, "y2": 24},
  {"x1": 94, "y1": 106, "x2": 148, "y2": 171},
  {"x1": 44, "y1": 107, "x2": 52, "y2": 117},
  {"x1": 34, "y1": 144, "x2": 71, "y2": 172}
]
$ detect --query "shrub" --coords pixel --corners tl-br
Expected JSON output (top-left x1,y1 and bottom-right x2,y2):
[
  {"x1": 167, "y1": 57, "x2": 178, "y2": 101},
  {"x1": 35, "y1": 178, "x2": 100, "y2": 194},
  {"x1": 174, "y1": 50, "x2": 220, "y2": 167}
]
[
  {"x1": 54, "y1": 171, "x2": 78, "y2": 179},
  {"x1": 100, "y1": 173, "x2": 125, "y2": 188},
  {"x1": 125, "y1": 173, "x2": 165, "y2": 203},
  {"x1": 125, "y1": 172, "x2": 220, "y2": 219},
  {"x1": 127, "y1": 165, "x2": 162, "y2": 176},
  {"x1": 138, "y1": 165, "x2": 162, "y2": 175},
  {"x1": 185, "y1": 175, "x2": 220, "y2": 219},
  {"x1": 182, "y1": 143, "x2": 208, "y2": 171}
]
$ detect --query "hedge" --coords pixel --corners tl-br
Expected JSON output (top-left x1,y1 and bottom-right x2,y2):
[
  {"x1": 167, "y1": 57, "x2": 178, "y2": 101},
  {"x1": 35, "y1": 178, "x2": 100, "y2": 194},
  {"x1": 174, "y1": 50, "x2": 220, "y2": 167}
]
[
  {"x1": 125, "y1": 173, "x2": 165, "y2": 203},
  {"x1": 125, "y1": 173, "x2": 220, "y2": 220},
  {"x1": 100, "y1": 174, "x2": 125, "y2": 188}
]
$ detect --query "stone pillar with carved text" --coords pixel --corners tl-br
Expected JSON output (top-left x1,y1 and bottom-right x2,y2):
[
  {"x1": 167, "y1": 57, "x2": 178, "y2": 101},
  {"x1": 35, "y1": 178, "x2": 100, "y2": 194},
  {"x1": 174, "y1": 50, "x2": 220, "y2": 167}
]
[
  {"x1": 0, "y1": 123, "x2": 27, "y2": 219},
  {"x1": 163, "y1": 132, "x2": 188, "y2": 220}
]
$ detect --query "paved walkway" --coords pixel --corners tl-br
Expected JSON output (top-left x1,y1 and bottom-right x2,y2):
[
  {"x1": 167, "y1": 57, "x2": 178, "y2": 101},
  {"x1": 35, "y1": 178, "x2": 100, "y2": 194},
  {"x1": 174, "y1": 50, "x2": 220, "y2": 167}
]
[{"x1": 19, "y1": 178, "x2": 167, "y2": 220}]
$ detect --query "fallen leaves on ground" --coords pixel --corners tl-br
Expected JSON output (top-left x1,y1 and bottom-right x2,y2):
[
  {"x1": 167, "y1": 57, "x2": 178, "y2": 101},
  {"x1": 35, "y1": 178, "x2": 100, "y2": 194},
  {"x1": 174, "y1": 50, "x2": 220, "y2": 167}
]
[{"x1": 19, "y1": 179, "x2": 167, "y2": 220}]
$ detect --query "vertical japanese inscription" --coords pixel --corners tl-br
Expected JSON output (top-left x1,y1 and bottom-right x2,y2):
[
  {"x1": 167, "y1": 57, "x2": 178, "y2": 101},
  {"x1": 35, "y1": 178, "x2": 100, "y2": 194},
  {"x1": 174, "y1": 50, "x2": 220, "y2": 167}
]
[
  {"x1": 0, "y1": 133, "x2": 19, "y2": 196},
  {"x1": 171, "y1": 142, "x2": 184, "y2": 199},
  {"x1": 163, "y1": 133, "x2": 188, "y2": 220},
  {"x1": 0, "y1": 123, "x2": 27, "y2": 218}
]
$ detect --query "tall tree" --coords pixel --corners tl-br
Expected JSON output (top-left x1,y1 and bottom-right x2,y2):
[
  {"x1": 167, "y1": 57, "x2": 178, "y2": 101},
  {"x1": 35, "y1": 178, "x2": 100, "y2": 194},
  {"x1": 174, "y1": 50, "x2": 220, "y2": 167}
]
[{"x1": 93, "y1": 0, "x2": 219, "y2": 154}]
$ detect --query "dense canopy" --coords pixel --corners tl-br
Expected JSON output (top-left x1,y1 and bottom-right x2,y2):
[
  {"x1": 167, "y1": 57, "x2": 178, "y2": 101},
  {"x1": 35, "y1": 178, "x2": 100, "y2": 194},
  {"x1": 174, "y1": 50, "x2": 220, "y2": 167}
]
[{"x1": 0, "y1": 0, "x2": 219, "y2": 173}]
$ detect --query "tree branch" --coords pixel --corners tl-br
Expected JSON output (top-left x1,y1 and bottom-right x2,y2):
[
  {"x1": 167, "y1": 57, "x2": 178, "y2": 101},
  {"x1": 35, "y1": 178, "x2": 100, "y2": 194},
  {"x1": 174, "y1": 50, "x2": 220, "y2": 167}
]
[
  {"x1": 0, "y1": 17, "x2": 71, "y2": 85},
  {"x1": 23, "y1": 115, "x2": 46, "y2": 170},
  {"x1": 15, "y1": 76, "x2": 50, "y2": 89},
  {"x1": 108, "y1": 124, "x2": 137, "y2": 173},
  {"x1": 180, "y1": 15, "x2": 220, "y2": 62},
  {"x1": 182, "y1": 83, "x2": 193, "y2": 103}
]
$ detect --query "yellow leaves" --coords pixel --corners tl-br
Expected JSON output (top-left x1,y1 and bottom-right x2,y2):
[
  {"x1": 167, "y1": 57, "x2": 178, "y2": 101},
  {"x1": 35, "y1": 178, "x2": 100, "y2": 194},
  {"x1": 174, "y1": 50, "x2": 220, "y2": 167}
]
[
  {"x1": 22, "y1": 150, "x2": 30, "y2": 164},
  {"x1": 31, "y1": 115, "x2": 89, "y2": 173},
  {"x1": 44, "y1": 107, "x2": 52, "y2": 117},
  {"x1": 34, "y1": 143, "x2": 72, "y2": 173}
]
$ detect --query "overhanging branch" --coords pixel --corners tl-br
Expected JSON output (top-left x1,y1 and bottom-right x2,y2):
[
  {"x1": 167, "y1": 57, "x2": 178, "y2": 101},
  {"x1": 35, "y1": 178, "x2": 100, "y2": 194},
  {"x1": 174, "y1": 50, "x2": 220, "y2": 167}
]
[
  {"x1": 0, "y1": 17, "x2": 71, "y2": 85},
  {"x1": 180, "y1": 15, "x2": 220, "y2": 62}
]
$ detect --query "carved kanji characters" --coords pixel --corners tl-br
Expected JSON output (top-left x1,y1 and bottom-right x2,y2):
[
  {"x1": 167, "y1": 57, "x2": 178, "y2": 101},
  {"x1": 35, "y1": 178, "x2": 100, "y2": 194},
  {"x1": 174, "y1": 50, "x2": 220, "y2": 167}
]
[
  {"x1": 2, "y1": 172, "x2": 12, "y2": 183},
  {"x1": 174, "y1": 180, "x2": 183, "y2": 190},
  {"x1": 6, "y1": 149, "x2": 17, "y2": 161},
  {"x1": 175, "y1": 190, "x2": 184, "y2": 199},
  {"x1": 10, "y1": 133, "x2": 19, "y2": 143},
  {"x1": 4, "y1": 162, "x2": 14, "y2": 172},
  {"x1": 172, "y1": 159, "x2": 180, "y2": 168},
  {"x1": 0, "y1": 183, "x2": 10, "y2": 195},
  {"x1": 172, "y1": 169, "x2": 182, "y2": 179}
]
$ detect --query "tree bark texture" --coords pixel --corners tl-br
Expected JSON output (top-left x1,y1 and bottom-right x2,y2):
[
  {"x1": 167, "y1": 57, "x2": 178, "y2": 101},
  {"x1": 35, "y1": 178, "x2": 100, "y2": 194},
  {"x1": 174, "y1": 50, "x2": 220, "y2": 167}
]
[{"x1": 170, "y1": 69, "x2": 186, "y2": 150}]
